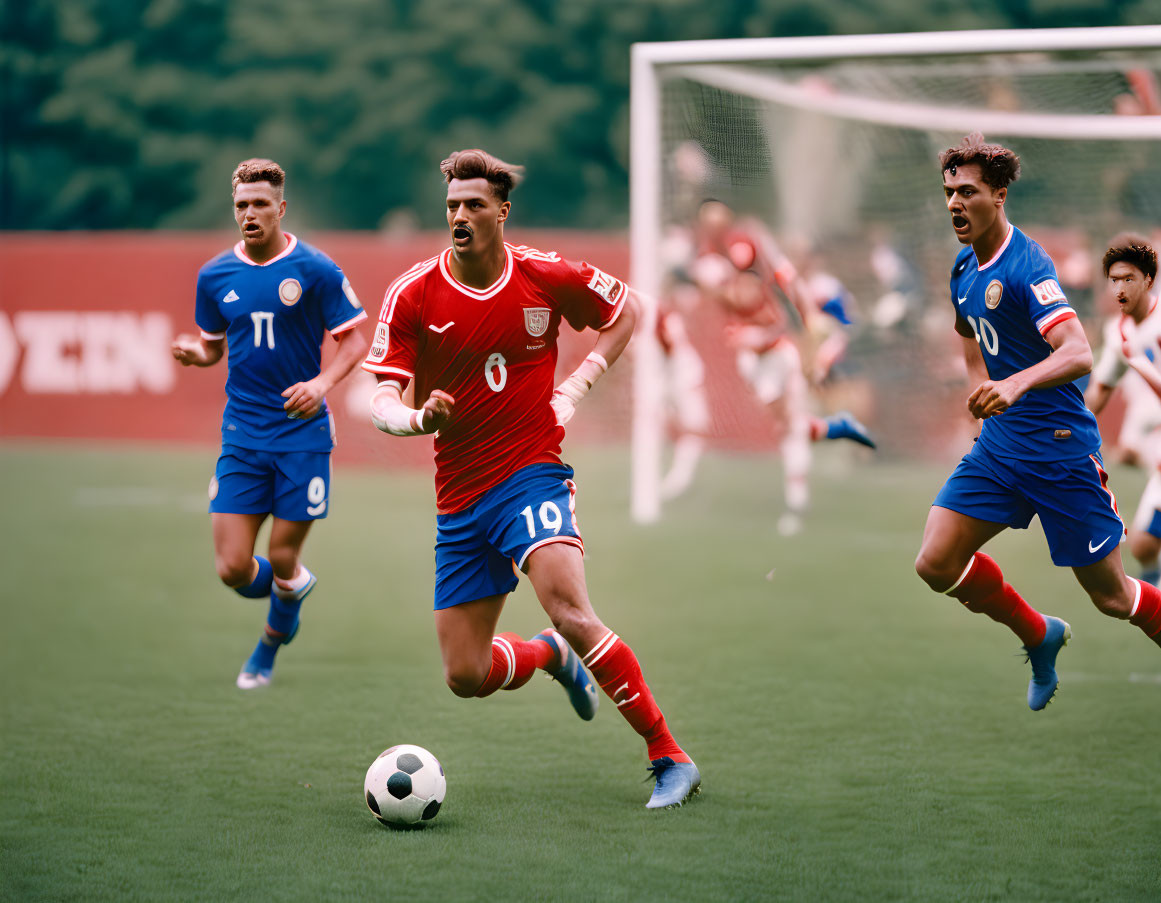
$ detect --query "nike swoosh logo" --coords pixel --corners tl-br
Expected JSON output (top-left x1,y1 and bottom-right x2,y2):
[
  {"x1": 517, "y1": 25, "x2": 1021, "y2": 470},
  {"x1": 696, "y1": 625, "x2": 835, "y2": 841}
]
[
  {"x1": 1088, "y1": 536, "x2": 1111, "y2": 554},
  {"x1": 957, "y1": 295, "x2": 968, "y2": 305},
  {"x1": 429, "y1": 321, "x2": 454, "y2": 333}
]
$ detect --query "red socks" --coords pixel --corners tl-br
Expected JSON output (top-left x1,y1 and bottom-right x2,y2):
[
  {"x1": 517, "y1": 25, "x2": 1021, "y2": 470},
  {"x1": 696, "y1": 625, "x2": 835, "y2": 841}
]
[
  {"x1": 946, "y1": 552, "x2": 1048, "y2": 647},
  {"x1": 473, "y1": 633, "x2": 554, "y2": 697},
  {"x1": 1129, "y1": 578, "x2": 1161, "y2": 647},
  {"x1": 471, "y1": 628, "x2": 690, "y2": 764},
  {"x1": 582, "y1": 631, "x2": 689, "y2": 763}
]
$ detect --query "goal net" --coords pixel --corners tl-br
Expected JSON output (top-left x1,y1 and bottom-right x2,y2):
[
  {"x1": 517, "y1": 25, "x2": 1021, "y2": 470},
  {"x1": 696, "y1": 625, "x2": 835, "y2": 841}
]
[{"x1": 629, "y1": 26, "x2": 1161, "y2": 522}]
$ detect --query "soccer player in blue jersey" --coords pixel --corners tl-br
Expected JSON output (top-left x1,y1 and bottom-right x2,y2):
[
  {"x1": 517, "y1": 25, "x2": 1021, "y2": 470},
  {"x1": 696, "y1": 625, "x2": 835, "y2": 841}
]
[
  {"x1": 172, "y1": 159, "x2": 369, "y2": 689},
  {"x1": 914, "y1": 134, "x2": 1161, "y2": 710}
]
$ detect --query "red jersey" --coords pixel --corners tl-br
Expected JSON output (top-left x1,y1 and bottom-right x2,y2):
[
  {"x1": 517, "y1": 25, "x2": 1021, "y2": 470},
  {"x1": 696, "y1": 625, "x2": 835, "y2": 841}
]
[
  {"x1": 696, "y1": 219, "x2": 798, "y2": 331},
  {"x1": 363, "y1": 243, "x2": 626, "y2": 513}
]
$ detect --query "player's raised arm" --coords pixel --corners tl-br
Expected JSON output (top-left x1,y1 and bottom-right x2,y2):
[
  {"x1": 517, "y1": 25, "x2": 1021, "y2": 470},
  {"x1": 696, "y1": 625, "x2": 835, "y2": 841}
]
[
  {"x1": 171, "y1": 332, "x2": 224, "y2": 367},
  {"x1": 550, "y1": 288, "x2": 640, "y2": 426}
]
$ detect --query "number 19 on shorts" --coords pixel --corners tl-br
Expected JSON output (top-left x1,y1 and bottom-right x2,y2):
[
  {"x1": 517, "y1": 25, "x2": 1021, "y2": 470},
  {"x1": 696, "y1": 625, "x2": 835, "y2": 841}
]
[{"x1": 520, "y1": 501, "x2": 563, "y2": 538}]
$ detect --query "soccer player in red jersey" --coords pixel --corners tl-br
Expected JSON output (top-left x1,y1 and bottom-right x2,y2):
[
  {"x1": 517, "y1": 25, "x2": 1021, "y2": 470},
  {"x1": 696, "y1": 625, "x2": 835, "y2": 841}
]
[
  {"x1": 691, "y1": 200, "x2": 875, "y2": 535},
  {"x1": 914, "y1": 135, "x2": 1161, "y2": 712},
  {"x1": 363, "y1": 149, "x2": 699, "y2": 809}
]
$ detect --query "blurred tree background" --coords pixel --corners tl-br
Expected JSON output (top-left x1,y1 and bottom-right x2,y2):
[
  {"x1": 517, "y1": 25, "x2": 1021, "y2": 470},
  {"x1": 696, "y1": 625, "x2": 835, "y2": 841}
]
[{"x1": 2, "y1": 0, "x2": 1156, "y2": 230}]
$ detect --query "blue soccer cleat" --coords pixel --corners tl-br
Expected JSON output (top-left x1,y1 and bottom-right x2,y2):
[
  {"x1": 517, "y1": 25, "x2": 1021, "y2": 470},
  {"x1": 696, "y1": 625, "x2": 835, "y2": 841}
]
[
  {"x1": 1024, "y1": 616, "x2": 1071, "y2": 711},
  {"x1": 645, "y1": 757, "x2": 701, "y2": 809},
  {"x1": 824, "y1": 412, "x2": 876, "y2": 449},
  {"x1": 533, "y1": 629, "x2": 599, "y2": 721}
]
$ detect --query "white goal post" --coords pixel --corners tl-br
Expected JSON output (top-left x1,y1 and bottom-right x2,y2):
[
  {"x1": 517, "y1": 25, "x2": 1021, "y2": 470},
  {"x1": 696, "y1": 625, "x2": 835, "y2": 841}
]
[{"x1": 629, "y1": 26, "x2": 1161, "y2": 523}]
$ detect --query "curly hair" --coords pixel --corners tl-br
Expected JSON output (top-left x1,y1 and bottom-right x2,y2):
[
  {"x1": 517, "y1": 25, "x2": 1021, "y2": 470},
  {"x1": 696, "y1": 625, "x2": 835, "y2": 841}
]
[
  {"x1": 231, "y1": 158, "x2": 285, "y2": 195},
  {"x1": 1102, "y1": 234, "x2": 1157, "y2": 280},
  {"x1": 938, "y1": 132, "x2": 1021, "y2": 190},
  {"x1": 440, "y1": 149, "x2": 524, "y2": 201}
]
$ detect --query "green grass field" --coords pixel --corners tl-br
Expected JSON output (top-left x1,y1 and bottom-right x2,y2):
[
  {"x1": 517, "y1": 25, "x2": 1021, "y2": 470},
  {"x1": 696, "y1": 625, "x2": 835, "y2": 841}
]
[{"x1": 2, "y1": 443, "x2": 1159, "y2": 902}]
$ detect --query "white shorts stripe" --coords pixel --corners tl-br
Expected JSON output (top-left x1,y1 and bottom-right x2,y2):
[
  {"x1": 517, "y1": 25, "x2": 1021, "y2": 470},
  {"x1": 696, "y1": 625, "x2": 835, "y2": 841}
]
[{"x1": 516, "y1": 535, "x2": 584, "y2": 571}]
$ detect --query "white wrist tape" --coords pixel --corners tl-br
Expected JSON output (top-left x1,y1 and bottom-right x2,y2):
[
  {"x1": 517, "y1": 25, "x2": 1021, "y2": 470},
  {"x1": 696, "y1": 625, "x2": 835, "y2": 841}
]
[
  {"x1": 370, "y1": 385, "x2": 430, "y2": 436},
  {"x1": 554, "y1": 352, "x2": 609, "y2": 404}
]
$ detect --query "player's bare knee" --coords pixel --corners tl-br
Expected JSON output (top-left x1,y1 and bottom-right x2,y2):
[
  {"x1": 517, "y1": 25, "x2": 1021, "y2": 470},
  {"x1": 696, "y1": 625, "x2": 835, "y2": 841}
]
[
  {"x1": 914, "y1": 551, "x2": 955, "y2": 593},
  {"x1": 444, "y1": 664, "x2": 485, "y2": 698},
  {"x1": 215, "y1": 555, "x2": 252, "y2": 588}
]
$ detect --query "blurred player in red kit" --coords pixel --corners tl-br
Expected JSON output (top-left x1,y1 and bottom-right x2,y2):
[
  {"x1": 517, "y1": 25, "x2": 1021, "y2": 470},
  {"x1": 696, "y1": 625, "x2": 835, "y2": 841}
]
[
  {"x1": 363, "y1": 149, "x2": 699, "y2": 809},
  {"x1": 691, "y1": 200, "x2": 875, "y2": 535}
]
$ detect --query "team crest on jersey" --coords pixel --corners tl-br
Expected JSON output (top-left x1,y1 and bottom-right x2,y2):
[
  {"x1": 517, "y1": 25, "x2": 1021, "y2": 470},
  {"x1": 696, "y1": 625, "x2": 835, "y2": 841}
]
[
  {"x1": 368, "y1": 322, "x2": 389, "y2": 362},
  {"x1": 279, "y1": 278, "x2": 303, "y2": 306},
  {"x1": 524, "y1": 307, "x2": 551, "y2": 337},
  {"x1": 985, "y1": 280, "x2": 1003, "y2": 309},
  {"x1": 1031, "y1": 279, "x2": 1066, "y2": 306}
]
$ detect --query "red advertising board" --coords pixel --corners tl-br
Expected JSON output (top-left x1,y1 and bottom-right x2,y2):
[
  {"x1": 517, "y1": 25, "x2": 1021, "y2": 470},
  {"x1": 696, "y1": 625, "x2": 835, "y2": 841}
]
[{"x1": 0, "y1": 231, "x2": 633, "y2": 469}]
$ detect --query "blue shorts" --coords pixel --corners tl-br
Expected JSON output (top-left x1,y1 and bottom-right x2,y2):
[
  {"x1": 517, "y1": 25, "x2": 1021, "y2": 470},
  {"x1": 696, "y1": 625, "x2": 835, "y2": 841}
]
[
  {"x1": 433, "y1": 463, "x2": 583, "y2": 610},
  {"x1": 933, "y1": 441, "x2": 1124, "y2": 568},
  {"x1": 208, "y1": 445, "x2": 331, "y2": 521}
]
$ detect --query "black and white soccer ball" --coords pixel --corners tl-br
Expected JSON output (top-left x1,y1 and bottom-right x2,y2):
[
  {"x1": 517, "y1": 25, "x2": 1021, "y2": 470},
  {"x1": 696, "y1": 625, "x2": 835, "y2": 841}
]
[{"x1": 364, "y1": 744, "x2": 446, "y2": 827}]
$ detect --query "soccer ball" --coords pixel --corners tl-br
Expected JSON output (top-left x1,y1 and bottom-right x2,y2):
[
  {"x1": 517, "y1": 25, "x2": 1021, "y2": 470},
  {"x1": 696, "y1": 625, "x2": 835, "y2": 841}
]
[{"x1": 364, "y1": 744, "x2": 446, "y2": 827}]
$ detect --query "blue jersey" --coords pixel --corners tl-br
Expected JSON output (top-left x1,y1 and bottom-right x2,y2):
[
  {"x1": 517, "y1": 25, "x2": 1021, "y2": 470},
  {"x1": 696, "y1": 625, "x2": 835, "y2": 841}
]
[
  {"x1": 950, "y1": 224, "x2": 1100, "y2": 462},
  {"x1": 195, "y1": 233, "x2": 366, "y2": 452}
]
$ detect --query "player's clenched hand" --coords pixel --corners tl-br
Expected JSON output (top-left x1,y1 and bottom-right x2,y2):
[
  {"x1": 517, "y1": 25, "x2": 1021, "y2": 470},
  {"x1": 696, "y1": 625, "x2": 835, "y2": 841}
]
[
  {"x1": 420, "y1": 389, "x2": 455, "y2": 432},
  {"x1": 171, "y1": 334, "x2": 206, "y2": 366},
  {"x1": 967, "y1": 378, "x2": 1021, "y2": 419},
  {"x1": 282, "y1": 377, "x2": 326, "y2": 420}
]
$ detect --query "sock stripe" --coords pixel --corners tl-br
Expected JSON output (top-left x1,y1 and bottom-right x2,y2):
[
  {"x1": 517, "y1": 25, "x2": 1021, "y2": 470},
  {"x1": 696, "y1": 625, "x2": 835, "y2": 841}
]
[
  {"x1": 1129, "y1": 577, "x2": 1143, "y2": 619},
  {"x1": 583, "y1": 631, "x2": 618, "y2": 667},
  {"x1": 491, "y1": 636, "x2": 516, "y2": 689},
  {"x1": 945, "y1": 554, "x2": 977, "y2": 595}
]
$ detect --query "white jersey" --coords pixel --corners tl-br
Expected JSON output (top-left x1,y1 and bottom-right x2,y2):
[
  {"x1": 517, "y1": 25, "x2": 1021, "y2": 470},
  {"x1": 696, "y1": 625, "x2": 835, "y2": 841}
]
[{"x1": 1093, "y1": 295, "x2": 1161, "y2": 459}]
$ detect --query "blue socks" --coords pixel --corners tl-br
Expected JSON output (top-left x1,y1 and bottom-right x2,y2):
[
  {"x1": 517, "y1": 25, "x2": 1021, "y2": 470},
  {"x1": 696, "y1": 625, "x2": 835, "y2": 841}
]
[
  {"x1": 246, "y1": 636, "x2": 279, "y2": 672},
  {"x1": 266, "y1": 593, "x2": 302, "y2": 640},
  {"x1": 234, "y1": 556, "x2": 273, "y2": 599}
]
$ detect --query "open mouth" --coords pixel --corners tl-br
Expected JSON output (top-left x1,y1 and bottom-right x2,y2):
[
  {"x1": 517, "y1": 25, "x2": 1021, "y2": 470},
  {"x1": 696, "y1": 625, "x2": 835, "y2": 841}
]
[
  {"x1": 452, "y1": 226, "x2": 472, "y2": 243},
  {"x1": 951, "y1": 215, "x2": 969, "y2": 232}
]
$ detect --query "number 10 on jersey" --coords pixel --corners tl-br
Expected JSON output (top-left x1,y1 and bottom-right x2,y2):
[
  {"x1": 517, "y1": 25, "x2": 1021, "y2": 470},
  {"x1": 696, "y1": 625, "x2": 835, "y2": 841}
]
[{"x1": 966, "y1": 314, "x2": 999, "y2": 356}]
